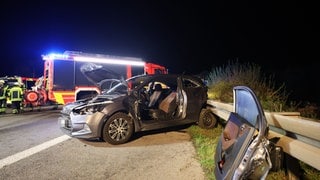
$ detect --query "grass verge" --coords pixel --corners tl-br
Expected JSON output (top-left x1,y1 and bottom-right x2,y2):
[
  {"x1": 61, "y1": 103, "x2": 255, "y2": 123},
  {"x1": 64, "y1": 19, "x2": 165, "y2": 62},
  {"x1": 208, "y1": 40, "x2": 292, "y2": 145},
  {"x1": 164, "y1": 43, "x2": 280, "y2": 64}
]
[{"x1": 186, "y1": 124, "x2": 223, "y2": 180}]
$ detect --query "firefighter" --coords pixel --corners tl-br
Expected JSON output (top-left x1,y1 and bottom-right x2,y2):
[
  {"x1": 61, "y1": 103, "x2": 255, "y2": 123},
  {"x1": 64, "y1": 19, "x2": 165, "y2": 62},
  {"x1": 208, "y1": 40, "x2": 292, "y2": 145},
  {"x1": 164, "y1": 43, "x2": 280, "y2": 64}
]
[
  {"x1": 8, "y1": 82, "x2": 24, "y2": 114},
  {"x1": 0, "y1": 80, "x2": 8, "y2": 114}
]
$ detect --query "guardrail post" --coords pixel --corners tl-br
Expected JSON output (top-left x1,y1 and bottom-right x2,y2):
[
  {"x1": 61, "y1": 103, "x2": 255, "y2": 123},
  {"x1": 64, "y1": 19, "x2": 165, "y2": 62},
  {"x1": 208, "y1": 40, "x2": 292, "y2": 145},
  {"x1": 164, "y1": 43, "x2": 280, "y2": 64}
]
[{"x1": 284, "y1": 153, "x2": 302, "y2": 180}]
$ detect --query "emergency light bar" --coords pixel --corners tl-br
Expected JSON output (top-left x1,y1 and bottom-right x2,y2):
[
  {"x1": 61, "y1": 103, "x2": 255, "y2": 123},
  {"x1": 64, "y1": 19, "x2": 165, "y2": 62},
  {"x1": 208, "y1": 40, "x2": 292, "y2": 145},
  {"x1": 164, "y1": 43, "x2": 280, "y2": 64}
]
[
  {"x1": 42, "y1": 52, "x2": 146, "y2": 66},
  {"x1": 73, "y1": 56, "x2": 145, "y2": 66}
]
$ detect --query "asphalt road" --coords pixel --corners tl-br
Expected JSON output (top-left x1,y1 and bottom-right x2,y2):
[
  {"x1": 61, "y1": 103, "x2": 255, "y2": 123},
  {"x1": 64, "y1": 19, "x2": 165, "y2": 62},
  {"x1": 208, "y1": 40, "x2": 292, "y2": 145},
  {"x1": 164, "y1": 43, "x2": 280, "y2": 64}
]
[{"x1": 0, "y1": 110, "x2": 205, "y2": 180}]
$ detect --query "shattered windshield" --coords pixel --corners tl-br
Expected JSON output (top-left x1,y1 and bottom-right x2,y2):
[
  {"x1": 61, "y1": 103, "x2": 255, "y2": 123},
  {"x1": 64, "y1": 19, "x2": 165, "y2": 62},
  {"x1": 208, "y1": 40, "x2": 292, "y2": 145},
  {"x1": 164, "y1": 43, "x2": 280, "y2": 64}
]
[{"x1": 105, "y1": 75, "x2": 149, "y2": 95}]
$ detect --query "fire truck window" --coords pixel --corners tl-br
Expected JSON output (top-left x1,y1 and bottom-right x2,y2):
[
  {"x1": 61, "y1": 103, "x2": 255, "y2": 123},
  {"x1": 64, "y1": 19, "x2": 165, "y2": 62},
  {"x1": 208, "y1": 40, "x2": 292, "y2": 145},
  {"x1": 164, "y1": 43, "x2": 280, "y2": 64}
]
[
  {"x1": 154, "y1": 69, "x2": 162, "y2": 74},
  {"x1": 75, "y1": 62, "x2": 95, "y2": 86},
  {"x1": 53, "y1": 60, "x2": 74, "y2": 90}
]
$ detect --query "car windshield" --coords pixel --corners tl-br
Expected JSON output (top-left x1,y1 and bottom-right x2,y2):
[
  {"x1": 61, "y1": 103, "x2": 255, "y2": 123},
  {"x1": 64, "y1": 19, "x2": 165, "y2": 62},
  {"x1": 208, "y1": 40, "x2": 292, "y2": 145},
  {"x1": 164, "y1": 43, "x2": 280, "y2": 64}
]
[{"x1": 105, "y1": 75, "x2": 149, "y2": 95}]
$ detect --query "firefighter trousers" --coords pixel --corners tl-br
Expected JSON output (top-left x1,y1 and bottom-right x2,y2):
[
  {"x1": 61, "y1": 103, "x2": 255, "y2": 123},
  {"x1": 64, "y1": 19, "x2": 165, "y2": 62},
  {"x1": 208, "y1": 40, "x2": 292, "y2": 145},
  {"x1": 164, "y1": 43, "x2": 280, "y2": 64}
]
[
  {"x1": 0, "y1": 98, "x2": 6, "y2": 113},
  {"x1": 11, "y1": 100, "x2": 22, "y2": 114}
]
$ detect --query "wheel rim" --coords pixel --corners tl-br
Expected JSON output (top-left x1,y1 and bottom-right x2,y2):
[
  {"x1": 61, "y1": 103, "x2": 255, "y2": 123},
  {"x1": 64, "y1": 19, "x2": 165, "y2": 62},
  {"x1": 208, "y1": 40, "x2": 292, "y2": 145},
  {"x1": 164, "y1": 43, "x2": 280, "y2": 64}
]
[
  {"x1": 203, "y1": 113, "x2": 215, "y2": 126},
  {"x1": 108, "y1": 117, "x2": 129, "y2": 142}
]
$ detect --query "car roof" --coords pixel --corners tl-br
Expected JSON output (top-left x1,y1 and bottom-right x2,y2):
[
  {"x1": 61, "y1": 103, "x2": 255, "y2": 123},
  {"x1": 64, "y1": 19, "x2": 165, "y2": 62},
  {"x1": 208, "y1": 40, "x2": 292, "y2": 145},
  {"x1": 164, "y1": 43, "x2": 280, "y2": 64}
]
[{"x1": 132, "y1": 73, "x2": 204, "y2": 82}]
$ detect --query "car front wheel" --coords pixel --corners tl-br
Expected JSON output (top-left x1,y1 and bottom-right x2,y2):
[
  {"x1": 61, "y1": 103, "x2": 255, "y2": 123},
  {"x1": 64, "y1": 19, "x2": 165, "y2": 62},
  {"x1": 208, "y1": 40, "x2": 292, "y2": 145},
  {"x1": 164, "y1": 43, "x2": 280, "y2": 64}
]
[
  {"x1": 198, "y1": 108, "x2": 217, "y2": 129},
  {"x1": 103, "y1": 112, "x2": 134, "y2": 145}
]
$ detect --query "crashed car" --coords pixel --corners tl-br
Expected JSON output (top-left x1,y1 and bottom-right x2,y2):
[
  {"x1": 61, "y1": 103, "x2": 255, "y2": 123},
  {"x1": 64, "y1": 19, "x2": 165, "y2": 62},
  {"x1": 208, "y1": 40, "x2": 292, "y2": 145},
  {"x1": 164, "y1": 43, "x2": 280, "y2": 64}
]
[
  {"x1": 214, "y1": 86, "x2": 283, "y2": 179},
  {"x1": 59, "y1": 64, "x2": 217, "y2": 145}
]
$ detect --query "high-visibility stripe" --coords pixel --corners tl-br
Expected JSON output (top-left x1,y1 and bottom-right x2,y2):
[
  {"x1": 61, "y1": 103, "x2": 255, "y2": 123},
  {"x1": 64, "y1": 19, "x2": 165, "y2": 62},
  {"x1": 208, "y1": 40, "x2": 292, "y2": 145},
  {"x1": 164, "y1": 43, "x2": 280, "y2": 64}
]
[
  {"x1": 53, "y1": 92, "x2": 74, "y2": 104},
  {"x1": 61, "y1": 94, "x2": 75, "y2": 104}
]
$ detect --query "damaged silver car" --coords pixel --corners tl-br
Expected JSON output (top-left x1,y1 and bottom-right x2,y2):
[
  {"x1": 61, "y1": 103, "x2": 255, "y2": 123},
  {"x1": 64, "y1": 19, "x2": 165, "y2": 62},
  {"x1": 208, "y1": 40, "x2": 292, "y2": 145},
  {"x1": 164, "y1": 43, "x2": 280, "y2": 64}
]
[
  {"x1": 59, "y1": 63, "x2": 217, "y2": 145},
  {"x1": 214, "y1": 86, "x2": 283, "y2": 179}
]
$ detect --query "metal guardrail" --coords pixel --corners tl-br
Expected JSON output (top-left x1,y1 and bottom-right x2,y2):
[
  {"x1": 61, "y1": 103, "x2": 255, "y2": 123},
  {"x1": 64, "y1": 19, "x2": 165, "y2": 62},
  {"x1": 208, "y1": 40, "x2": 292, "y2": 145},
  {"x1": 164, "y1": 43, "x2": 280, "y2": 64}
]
[{"x1": 207, "y1": 100, "x2": 320, "y2": 171}]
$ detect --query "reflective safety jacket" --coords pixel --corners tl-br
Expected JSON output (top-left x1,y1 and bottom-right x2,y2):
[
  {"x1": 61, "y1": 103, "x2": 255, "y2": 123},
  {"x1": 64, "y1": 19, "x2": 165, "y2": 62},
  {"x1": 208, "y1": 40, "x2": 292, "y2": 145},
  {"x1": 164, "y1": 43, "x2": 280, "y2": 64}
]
[
  {"x1": 0, "y1": 85, "x2": 8, "y2": 100},
  {"x1": 8, "y1": 86, "x2": 23, "y2": 102}
]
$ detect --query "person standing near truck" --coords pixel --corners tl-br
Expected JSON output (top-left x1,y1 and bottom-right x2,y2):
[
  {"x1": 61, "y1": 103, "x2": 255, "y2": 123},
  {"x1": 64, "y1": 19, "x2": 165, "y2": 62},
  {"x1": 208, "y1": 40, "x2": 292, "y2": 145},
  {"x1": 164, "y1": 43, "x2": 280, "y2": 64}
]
[
  {"x1": 0, "y1": 80, "x2": 8, "y2": 114},
  {"x1": 8, "y1": 82, "x2": 24, "y2": 114}
]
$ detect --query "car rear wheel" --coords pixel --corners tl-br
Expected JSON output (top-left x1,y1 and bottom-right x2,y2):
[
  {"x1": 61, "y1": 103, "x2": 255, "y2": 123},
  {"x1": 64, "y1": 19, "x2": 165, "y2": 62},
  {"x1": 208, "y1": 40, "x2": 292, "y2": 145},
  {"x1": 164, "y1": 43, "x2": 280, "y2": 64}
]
[
  {"x1": 103, "y1": 112, "x2": 134, "y2": 145},
  {"x1": 198, "y1": 108, "x2": 217, "y2": 129}
]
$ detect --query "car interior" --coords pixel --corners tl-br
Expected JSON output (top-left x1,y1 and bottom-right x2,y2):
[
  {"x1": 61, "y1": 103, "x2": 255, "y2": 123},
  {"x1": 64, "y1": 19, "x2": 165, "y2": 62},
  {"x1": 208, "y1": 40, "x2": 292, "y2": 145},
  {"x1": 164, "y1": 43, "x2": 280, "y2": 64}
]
[{"x1": 140, "y1": 82, "x2": 178, "y2": 121}]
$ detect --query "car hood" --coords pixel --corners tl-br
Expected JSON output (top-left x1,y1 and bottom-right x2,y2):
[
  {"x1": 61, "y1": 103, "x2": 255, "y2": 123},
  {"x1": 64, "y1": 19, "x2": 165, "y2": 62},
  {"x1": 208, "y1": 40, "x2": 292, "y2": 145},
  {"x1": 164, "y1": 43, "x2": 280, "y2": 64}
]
[
  {"x1": 61, "y1": 93, "x2": 125, "y2": 115},
  {"x1": 80, "y1": 63, "x2": 124, "y2": 89}
]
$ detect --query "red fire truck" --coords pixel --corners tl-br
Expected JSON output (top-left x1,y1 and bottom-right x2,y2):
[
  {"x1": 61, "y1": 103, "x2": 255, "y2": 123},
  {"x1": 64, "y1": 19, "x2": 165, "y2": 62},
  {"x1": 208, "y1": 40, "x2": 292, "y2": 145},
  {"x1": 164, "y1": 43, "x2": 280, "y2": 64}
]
[{"x1": 33, "y1": 51, "x2": 168, "y2": 105}]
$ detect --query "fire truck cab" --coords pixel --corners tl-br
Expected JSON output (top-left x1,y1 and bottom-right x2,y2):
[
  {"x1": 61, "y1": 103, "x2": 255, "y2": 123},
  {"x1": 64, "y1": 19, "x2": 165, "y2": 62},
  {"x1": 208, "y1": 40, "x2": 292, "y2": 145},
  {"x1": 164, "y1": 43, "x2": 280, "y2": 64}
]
[{"x1": 40, "y1": 51, "x2": 168, "y2": 105}]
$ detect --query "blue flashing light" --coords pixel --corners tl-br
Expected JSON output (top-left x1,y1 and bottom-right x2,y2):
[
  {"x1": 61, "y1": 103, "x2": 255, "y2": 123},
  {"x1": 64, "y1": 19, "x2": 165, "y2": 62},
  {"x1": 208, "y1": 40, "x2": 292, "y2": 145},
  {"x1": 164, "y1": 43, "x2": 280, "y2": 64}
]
[
  {"x1": 42, "y1": 51, "x2": 146, "y2": 66},
  {"x1": 42, "y1": 53, "x2": 70, "y2": 61}
]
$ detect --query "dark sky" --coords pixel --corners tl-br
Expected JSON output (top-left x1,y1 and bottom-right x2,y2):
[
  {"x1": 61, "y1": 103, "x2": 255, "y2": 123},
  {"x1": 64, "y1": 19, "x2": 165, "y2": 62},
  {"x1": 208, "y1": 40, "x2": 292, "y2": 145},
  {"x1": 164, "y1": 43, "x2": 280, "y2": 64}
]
[{"x1": 0, "y1": 1, "x2": 318, "y2": 104}]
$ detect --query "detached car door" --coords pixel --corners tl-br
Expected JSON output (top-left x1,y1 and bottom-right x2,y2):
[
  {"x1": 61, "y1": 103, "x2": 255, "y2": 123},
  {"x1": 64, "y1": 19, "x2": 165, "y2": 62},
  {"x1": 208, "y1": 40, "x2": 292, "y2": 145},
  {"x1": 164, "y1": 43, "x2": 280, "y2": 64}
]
[{"x1": 214, "y1": 86, "x2": 272, "y2": 179}]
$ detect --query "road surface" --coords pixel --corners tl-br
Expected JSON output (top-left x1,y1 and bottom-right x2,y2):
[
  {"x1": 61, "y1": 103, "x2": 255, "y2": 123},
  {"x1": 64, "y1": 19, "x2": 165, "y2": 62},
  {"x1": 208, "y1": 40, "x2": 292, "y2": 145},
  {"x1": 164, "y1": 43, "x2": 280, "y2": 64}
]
[{"x1": 0, "y1": 110, "x2": 206, "y2": 180}]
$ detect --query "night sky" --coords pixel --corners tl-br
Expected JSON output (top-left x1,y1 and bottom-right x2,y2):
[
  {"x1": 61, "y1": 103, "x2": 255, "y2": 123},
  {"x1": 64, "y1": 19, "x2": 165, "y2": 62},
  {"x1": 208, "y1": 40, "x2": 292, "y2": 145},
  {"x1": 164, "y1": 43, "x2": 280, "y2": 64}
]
[{"x1": 0, "y1": 1, "x2": 318, "y2": 104}]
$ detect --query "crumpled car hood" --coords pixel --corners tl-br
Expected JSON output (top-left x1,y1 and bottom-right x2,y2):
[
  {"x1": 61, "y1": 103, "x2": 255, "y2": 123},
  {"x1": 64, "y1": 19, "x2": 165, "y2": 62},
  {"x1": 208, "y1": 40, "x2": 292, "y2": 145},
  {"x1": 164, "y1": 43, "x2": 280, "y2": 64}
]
[{"x1": 61, "y1": 93, "x2": 123, "y2": 114}]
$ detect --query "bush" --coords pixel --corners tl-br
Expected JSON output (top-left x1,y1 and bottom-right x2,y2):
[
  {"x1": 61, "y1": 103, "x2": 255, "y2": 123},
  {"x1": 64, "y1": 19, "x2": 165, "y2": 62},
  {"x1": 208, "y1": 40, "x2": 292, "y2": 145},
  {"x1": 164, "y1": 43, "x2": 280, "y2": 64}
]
[{"x1": 206, "y1": 60, "x2": 289, "y2": 112}]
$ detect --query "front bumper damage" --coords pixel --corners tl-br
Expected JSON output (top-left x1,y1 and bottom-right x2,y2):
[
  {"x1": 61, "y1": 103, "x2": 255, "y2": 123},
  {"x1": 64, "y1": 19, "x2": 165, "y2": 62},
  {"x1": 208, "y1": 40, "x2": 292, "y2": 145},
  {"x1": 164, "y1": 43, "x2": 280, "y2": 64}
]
[{"x1": 59, "y1": 111, "x2": 105, "y2": 139}]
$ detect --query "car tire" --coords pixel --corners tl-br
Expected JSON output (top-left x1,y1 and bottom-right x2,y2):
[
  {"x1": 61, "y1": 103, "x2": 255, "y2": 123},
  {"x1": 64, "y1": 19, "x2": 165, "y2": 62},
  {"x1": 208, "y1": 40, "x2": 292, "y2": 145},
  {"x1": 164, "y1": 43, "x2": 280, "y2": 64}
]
[
  {"x1": 103, "y1": 112, "x2": 134, "y2": 145},
  {"x1": 198, "y1": 108, "x2": 217, "y2": 129}
]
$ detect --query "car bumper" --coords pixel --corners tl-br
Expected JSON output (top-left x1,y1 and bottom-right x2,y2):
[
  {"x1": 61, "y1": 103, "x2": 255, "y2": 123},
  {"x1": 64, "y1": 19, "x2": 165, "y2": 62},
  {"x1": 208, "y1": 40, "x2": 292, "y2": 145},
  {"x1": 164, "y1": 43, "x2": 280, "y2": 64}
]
[{"x1": 59, "y1": 112, "x2": 104, "y2": 139}]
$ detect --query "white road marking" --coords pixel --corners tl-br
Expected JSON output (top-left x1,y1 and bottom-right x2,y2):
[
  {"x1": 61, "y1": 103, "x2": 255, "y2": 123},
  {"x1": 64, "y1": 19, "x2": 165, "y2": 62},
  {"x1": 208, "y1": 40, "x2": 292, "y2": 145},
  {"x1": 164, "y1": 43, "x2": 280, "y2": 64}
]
[{"x1": 0, "y1": 135, "x2": 71, "y2": 169}]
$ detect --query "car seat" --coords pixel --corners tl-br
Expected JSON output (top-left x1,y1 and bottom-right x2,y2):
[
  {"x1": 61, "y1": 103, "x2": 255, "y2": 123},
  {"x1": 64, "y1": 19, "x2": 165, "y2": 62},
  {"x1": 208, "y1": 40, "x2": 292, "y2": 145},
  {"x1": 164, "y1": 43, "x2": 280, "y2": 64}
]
[
  {"x1": 148, "y1": 84, "x2": 163, "y2": 108},
  {"x1": 149, "y1": 91, "x2": 177, "y2": 120}
]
